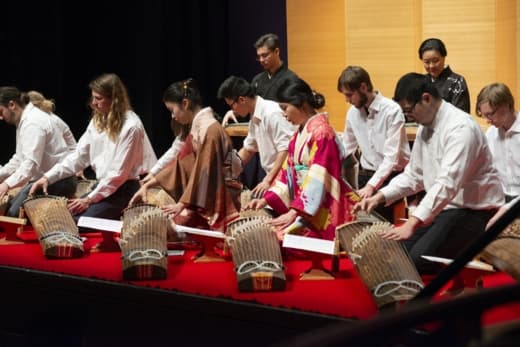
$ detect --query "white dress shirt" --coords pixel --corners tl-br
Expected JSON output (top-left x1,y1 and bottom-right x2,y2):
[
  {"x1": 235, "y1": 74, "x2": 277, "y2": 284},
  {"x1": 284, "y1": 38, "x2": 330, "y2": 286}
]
[
  {"x1": 45, "y1": 110, "x2": 157, "y2": 203},
  {"x1": 380, "y1": 101, "x2": 504, "y2": 224},
  {"x1": 0, "y1": 103, "x2": 74, "y2": 188},
  {"x1": 485, "y1": 113, "x2": 520, "y2": 197},
  {"x1": 342, "y1": 92, "x2": 410, "y2": 189},
  {"x1": 243, "y1": 96, "x2": 295, "y2": 173},
  {"x1": 150, "y1": 136, "x2": 184, "y2": 175},
  {"x1": 50, "y1": 113, "x2": 77, "y2": 153}
]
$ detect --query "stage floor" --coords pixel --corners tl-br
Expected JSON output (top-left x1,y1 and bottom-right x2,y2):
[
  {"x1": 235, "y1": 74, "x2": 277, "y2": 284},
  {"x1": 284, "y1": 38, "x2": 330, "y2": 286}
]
[{"x1": 0, "y1": 228, "x2": 518, "y2": 346}]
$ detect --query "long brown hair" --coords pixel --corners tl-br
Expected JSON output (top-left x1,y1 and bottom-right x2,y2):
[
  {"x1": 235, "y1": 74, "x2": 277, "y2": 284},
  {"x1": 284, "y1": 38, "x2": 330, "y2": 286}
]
[{"x1": 89, "y1": 73, "x2": 132, "y2": 141}]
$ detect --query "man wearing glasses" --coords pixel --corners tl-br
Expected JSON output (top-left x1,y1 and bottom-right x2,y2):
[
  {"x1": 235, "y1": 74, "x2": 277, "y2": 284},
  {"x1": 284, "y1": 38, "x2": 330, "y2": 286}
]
[
  {"x1": 476, "y1": 83, "x2": 520, "y2": 203},
  {"x1": 218, "y1": 76, "x2": 295, "y2": 198},
  {"x1": 222, "y1": 33, "x2": 298, "y2": 190},
  {"x1": 354, "y1": 72, "x2": 504, "y2": 273}
]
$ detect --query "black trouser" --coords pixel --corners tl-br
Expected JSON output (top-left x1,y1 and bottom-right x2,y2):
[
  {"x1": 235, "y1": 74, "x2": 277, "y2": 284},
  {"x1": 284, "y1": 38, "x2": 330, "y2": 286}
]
[
  {"x1": 402, "y1": 208, "x2": 496, "y2": 273},
  {"x1": 73, "y1": 180, "x2": 140, "y2": 231},
  {"x1": 241, "y1": 153, "x2": 266, "y2": 191},
  {"x1": 7, "y1": 176, "x2": 77, "y2": 217},
  {"x1": 358, "y1": 169, "x2": 401, "y2": 223}
]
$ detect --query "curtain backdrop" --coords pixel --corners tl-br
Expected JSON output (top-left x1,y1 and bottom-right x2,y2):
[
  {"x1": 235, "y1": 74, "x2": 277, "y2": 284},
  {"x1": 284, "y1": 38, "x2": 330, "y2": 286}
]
[{"x1": 0, "y1": 0, "x2": 287, "y2": 163}]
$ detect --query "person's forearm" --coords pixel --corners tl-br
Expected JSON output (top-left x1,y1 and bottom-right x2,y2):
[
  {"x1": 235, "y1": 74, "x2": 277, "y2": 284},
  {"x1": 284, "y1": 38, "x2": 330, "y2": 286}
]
[
  {"x1": 238, "y1": 148, "x2": 254, "y2": 166},
  {"x1": 263, "y1": 150, "x2": 287, "y2": 185}
]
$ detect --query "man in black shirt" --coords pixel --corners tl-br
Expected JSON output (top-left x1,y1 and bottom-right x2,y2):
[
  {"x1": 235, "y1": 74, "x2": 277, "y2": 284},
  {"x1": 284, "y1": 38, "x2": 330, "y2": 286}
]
[
  {"x1": 251, "y1": 33, "x2": 299, "y2": 101},
  {"x1": 222, "y1": 33, "x2": 298, "y2": 126},
  {"x1": 222, "y1": 33, "x2": 298, "y2": 190}
]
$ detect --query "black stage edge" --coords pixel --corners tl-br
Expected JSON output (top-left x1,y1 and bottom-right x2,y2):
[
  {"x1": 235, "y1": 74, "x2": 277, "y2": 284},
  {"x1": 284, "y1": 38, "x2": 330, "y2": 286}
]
[
  {"x1": 416, "y1": 198, "x2": 520, "y2": 300},
  {"x1": 0, "y1": 265, "x2": 351, "y2": 347},
  {"x1": 274, "y1": 282, "x2": 520, "y2": 347}
]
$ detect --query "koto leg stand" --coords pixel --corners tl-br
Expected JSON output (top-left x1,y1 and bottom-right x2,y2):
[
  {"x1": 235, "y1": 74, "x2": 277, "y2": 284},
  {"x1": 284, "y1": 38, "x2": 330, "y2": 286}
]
[
  {"x1": 91, "y1": 231, "x2": 120, "y2": 252},
  {"x1": 300, "y1": 252, "x2": 335, "y2": 280},
  {"x1": 192, "y1": 235, "x2": 226, "y2": 263},
  {"x1": 0, "y1": 216, "x2": 27, "y2": 245}
]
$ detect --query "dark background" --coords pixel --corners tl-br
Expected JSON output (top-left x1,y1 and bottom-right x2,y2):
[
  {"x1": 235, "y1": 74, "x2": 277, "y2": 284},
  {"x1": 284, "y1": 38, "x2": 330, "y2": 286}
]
[{"x1": 0, "y1": 0, "x2": 288, "y2": 163}]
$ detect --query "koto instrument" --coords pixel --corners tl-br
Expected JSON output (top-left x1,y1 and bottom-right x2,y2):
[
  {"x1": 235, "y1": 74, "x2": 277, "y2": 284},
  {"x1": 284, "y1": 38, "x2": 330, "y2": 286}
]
[
  {"x1": 337, "y1": 219, "x2": 423, "y2": 308},
  {"x1": 120, "y1": 204, "x2": 168, "y2": 280},
  {"x1": 226, "y1": 215, "x2": 272, "y2": 239},
  {"x1": 146, "y1": 187, "x2": 176, "y2": 207},
  {"x1": 143, "y1": 187, "x2": 178, "y2": 245},
  {"x1": 23, "y1": 195, "x2": 83, "y2": 258},
  {"x1": 226, "y1": 216, "x2": 285, "y2": 291},
  {"x1": 0, "y1": 187, "x2": 22, "y2": 216},
  {"x1": 224, "y1": 215, "x2": 271, "y2": 255},
  {"x1": 480, "y1": 218, "x2": 520, "y2": 281},
  {"x1": 74, "y1": 179, "x2": 97, "y2": 199},
  {"x1": 239, "y1": 189, "x2": 272, "y2": 218}
]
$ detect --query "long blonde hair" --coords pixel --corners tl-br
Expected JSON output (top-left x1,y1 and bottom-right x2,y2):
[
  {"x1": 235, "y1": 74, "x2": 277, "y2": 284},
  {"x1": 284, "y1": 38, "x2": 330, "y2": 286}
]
[
  {"x1": 89, "y1": 73, "x2": 132, "y2": 141},
  {"x1": 26, "y1": 90, "x2": 55, "y2": 114}
]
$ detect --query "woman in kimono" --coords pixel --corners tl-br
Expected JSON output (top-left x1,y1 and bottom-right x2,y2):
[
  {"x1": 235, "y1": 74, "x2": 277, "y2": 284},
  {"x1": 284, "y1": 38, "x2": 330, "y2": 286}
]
[
  {"x1": 131, "y1": 78, "x2": 242, "y2": 231},
  {"x1": 246, "y1": 78, "x2": 355, "y2": 240}
]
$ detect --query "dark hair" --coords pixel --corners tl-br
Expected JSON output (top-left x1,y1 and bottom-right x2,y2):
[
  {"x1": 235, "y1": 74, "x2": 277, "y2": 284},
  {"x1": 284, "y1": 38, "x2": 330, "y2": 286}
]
[
  {"x1": 337, "y1": 66, "x2": 373, "y2": 92},
  {"x1": 0, "y1": 86, "x2": 24, "y2": 107},
  {"x1": 277, "y1": 78, "x2": 325, "y2": 109},
  {"x1": 170, "y1": 118, "x2": 191, "y2": 140},
  {"x1": 217, "y1": 76, "x2": 255, "y2": 100},
  {"x1": 393, "y1": 72, "x2": 440, "y2": 103},
  {"x1": 162, "y1": 78, "x2": 202, "y2": 110},
  {"x1": 254, "y1": 33, "x2": 280, "y2": 51},
  {"x1": 418, "y1": 38, "x2": 447, "y2": 59}
]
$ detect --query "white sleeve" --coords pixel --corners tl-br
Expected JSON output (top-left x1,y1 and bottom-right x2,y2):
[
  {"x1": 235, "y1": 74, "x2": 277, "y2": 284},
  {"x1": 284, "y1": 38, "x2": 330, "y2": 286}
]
[
  {"x1": 150, "y1": 136, "x2": 184, "y2": 175},
  {"x1": 86, "y1": 125, "x2": 144, "y2": 203},
  {"x1": 342, "y1": 112, "x2": 358, "y2": 157},
  {"x1": 4, "y1": 122, "x2": 46, "y2": 188},
  {"x1": 368, "y1": 111, "x2": 408, "y2": 189},
  {"x1": 45, "y1": 127, "x2": 92, "y2": 184}
]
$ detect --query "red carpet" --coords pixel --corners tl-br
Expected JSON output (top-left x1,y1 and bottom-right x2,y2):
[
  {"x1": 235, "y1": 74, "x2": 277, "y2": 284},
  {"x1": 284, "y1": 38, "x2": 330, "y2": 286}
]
[
  {"x1": 0, "y1": 228, "x2": 518, "y2": 324},
  {"x1": 0, "y1": 229, "x2": 378, "y2": 320}
]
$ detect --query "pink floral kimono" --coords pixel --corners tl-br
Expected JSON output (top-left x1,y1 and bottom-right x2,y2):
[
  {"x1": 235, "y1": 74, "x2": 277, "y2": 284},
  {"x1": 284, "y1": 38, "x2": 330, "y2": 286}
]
[{"x1": 264, "y1": 113, "x2": 355, "y2": 240}]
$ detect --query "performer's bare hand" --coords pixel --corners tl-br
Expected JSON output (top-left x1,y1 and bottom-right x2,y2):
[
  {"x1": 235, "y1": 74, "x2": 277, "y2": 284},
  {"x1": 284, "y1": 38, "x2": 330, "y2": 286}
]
[
  {"x1": 270, "y1": 209, "x2": 298, "y2": 229},
  {"x1": 352, "y1": 191, "x2": 385, "y2": 214},
  {"x1": 244, "y1": 198, "x2": 267, "y2": 211},
  {"x1": 67, "y1": 197, "x2": 90, "y2": 215},
  {"x1": 251, "y1": 180, "x2": 270, "y2": 199},
  {"x1": 0, "y1": 182, "x2": 8, "y2": 201},
  {"x1": 76, "y1": 170, "x2": 87, "y2": 180},
  {"x1": 379, "y1": 224, "x2": 413, "y2": 241},
  {"x1": 29, "y1": 176, "x2": 49, "y2": 196},
  {"x1": 139, "y1": 173, "x2": 155, "y2": 186},
  {"x1": 357, "y1": 184, "x2": 375, "y2": 199},
  {"x1": 162, "y1": 202, "x2": 184, "y2": 219},
  {"x1": 379, "y1": 216, "x2": 421, "y2": 241},
  {"x1": 129, "y1": 186, "x2": 147, "y2": 206},
  {"x1": 221, "y1": 110, "x2": 238, "y2": 127}
]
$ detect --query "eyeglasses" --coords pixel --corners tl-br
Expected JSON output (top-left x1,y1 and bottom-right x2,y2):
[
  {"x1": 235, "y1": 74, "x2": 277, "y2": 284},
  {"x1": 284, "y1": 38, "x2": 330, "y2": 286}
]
[
  {"x1": 227, "y1": 98, "x2": 239, "y2": 108},
  {"x1": 402, "y1": 101, "x2": 418, "y2": 115},
  {"x1": 479, "y1": 108, "x2": 498, "y2": 120},
  {"x1": 256, "y1": 51, "x2": 272, "y2": 61}
]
